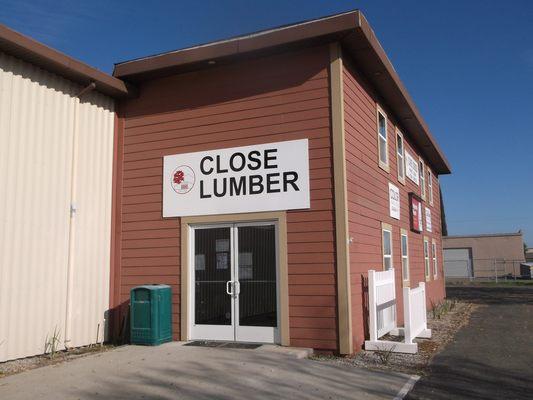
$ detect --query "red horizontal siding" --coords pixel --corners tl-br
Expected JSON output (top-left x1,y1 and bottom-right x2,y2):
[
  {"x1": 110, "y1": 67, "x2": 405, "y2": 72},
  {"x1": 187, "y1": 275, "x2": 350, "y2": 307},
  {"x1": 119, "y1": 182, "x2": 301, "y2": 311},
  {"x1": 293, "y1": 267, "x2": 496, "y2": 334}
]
[
  {"x1": 343, "y1": 57, "x2": 445, "y2": 352},
  {"x1": 113, "y1": 45, "x2": 338, "y2": 351}
]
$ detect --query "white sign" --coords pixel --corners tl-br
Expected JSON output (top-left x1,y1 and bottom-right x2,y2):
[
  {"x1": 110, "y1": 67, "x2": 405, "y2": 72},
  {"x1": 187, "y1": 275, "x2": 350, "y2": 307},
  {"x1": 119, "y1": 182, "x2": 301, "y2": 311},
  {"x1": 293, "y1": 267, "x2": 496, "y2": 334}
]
[
  {"x1": 388, "y1": 182, "x2": 400, "y2": 220},
  {"x1": 406, "y1": 152, "x2": 419, "y2": 185},
  {"x1": 163, "y1": 139, "x2": 310, "y2": 217},
  {"x1": 425, "y1": 207, "x2": 432, "y2": 232}
]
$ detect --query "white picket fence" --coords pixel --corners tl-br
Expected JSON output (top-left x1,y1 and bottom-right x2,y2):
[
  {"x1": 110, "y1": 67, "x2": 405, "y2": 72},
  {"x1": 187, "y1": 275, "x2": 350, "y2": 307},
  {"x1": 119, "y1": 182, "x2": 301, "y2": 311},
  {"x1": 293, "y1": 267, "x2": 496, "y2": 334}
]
[
  {"x1": 403, "y1": 282, "x2": 431, "y2": 344},
  {"x1": 365, "y1": 269, "x2": 431, "y2": 354},
  {"x1": 367, "y1": 269, "x2": 397, "y2": 342}
]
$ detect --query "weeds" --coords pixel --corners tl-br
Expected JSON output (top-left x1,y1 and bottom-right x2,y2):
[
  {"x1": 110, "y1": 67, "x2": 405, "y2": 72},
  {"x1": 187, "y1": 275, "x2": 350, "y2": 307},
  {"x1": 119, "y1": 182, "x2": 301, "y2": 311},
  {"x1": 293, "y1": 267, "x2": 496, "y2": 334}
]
[
  {"x1": 373, "y1": 343, "x2": 397, "y2": 365},
  {"x1": 430, "y1": 299, "x2": 458, "y2": 319},
  {"x1": 44, "y1": 327, "x2": 61, "y2": 359}
]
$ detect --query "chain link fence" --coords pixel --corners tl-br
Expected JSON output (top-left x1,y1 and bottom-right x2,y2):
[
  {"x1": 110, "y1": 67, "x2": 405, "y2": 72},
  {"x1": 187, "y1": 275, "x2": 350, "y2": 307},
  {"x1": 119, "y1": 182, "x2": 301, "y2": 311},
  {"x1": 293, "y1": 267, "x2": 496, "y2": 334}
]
[{"x1": 444, "y1": 258, "x2": 533, "y2": 282}]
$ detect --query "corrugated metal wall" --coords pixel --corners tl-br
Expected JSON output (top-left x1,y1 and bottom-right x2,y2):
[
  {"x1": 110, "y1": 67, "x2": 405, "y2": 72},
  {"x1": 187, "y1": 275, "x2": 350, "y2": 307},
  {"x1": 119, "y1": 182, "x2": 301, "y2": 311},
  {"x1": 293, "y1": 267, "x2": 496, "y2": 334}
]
[{"x1": 0, "y1": 51, "x2": 115, "y2": 362}]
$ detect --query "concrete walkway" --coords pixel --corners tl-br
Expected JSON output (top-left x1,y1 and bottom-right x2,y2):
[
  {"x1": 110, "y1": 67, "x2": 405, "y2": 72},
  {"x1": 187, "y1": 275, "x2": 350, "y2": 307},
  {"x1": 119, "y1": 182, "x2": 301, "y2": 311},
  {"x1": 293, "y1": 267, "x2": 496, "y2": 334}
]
[
  {"x1": 407, "y1": 286, "x2": 533, "y2": 400},
  {"x1": 0, "y1": 342, "x2": 412, "y2": 399}
]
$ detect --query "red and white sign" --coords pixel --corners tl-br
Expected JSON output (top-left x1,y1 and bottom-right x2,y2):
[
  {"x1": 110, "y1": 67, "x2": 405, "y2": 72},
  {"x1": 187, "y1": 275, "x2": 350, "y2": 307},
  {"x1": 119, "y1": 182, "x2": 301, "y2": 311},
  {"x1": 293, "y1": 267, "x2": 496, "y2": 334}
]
[
  {"x1": 163, "y1": 139, "x2": 310, "y2": 217},
  {"x1": 409, "y1": 193, "x2": 423, "y2": 233}
]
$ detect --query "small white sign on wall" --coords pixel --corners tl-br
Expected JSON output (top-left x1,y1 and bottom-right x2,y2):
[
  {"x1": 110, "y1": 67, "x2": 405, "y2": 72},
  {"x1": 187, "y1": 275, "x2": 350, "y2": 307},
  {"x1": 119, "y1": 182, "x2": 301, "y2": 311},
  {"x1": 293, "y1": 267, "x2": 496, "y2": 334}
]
[
  {"x1": 389, "y1": 182, "x2": 400, "y2": 220},
  {"x1": 425, "y1": 207, "x2": 432, "y2": 232},
  {"x1": 163, "y1": 139, "x2": 310, "y2": 217},
  {"x1": 406, "y1": 151, "x2": 419, "y2": 185}
]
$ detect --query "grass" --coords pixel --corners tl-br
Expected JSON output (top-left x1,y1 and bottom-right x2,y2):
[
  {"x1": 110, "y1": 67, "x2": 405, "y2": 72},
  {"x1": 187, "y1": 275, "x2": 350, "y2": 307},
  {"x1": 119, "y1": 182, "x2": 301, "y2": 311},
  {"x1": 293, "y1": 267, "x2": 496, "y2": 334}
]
[
  {"x1": 44, "y1": 327, "x2": 61, "y2": 359},
  {"x1": 373, "y1": 343, "x2": 397, "y2": 365}
]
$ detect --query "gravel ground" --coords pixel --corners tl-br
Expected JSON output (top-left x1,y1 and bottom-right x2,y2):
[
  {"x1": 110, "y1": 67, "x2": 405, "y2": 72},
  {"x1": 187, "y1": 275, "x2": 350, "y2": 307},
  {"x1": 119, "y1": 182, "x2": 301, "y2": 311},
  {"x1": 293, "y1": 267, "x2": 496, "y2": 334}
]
[
  {"x1": 312, "y1": 300, "x2": 478, "y2": 375},
  {"x1": 0, "y1": 345, "x2": 113, "y2": 378}
]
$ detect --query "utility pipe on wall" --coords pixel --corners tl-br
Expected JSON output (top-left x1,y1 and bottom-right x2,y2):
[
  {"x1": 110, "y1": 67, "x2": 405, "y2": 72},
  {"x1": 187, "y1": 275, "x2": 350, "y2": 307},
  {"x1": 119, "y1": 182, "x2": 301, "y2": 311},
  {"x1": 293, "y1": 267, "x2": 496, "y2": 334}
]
[{"x1": 64, "y1": 82, "x2": 96, "y2": 348}]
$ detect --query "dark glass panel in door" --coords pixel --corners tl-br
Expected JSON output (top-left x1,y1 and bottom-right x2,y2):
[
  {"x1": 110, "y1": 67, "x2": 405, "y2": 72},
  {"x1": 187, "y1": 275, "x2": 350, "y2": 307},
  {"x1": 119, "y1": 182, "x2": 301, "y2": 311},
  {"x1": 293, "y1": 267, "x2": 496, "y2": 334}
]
[
  {"x1": 194, "y1": 227, "x2": 231, "y2": 325},
  {"x1": 238, "y1": 225, "x2": 277, "y2": 327}
]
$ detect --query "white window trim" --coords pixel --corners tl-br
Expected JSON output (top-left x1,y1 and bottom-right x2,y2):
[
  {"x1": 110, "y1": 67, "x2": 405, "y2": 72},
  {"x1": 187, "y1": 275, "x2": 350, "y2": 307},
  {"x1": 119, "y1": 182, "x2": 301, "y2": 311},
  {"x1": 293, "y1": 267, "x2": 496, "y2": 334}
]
[
  {"x1": 432, "y1": 239, "x2": 438, "y2": 279},
  {"x1": 424, "y1": 236, "x2": 430, "y2": 281},
  {"x1": 419, "y1": 158, "x2": 426, "y2": 200},
  {"x1": 428, "y1": 169, "x2": 434, "y2": 206},
  {"x1": 381, "y1": 222, "x2": 393, "y2": 270},
  {"x1": 376, "y1": 106, "x2": 389, "y2": 172},
  {"x1": 400, "y1": 229, "x2": 409, "y2": 286},
  {"x1": 396, "y1": 129, "x2": 406, "y2": 185}
]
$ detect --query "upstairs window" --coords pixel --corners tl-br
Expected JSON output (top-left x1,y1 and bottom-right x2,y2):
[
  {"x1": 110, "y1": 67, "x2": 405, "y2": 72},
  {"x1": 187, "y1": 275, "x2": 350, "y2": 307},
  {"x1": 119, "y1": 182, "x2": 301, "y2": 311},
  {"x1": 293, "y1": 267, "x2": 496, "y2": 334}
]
[
  {"x1": 396, "y1": 130, "x2": 405, "y2": 184},
  {"x1": 382, "y1": 223, "x2": 393, "y2": 270},
  {"x1": 432, "y1": 240, "x2": 438, "y2": 278},
  {"x1": 401, "y1": 229, "x2": 409, "y2": 284},
  {"x1": 377, "y1": 107, "x2": 389, "y2": 171},
  {"x1": 424, "y1": 237, "x2": 430, "y2": 280},
  {"x1": 419, "y1": 159, "x2": 426, "y2": 200},
  {"x1": 428, "y1": 170, "x2": 434, "y2": 205}
]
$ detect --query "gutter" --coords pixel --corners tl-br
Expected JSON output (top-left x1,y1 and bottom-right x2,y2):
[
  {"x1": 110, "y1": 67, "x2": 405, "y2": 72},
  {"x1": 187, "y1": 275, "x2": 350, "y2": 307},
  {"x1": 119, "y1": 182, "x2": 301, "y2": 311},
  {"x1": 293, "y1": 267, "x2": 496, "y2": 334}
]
[{"x1": 0, "y1": 23, "x2": 133, "y2": 99}]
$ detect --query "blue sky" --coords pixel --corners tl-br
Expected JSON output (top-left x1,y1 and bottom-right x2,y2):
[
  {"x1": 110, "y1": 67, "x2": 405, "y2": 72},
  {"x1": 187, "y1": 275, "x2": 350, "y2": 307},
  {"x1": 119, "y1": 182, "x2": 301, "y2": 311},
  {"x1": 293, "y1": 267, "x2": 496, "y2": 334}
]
[{"x1": 1, "y1": 0, "x2": 532, "y2": 244}]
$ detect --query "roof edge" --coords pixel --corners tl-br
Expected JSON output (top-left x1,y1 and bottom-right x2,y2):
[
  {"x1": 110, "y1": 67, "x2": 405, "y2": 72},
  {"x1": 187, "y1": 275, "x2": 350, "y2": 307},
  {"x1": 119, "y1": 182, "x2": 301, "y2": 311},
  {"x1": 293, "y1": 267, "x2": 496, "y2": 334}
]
[
  {"x1": 112, "y1": 10, "x2": 450, "y2": 173},
  {"x1": 350, "y1": 13, "x2": 451, "y2": 173},
  {"x1": 0, "y1": 23, "x2": 132, "y2": 98},
  {"x1": 113, "y1": 10, "x2": 358, "y2": 79}
]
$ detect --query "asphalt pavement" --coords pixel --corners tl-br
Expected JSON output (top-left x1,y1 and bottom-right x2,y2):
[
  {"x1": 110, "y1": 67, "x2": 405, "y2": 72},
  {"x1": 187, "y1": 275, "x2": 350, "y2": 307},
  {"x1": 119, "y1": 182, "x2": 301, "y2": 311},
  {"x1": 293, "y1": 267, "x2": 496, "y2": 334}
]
[{"x1": 406, "y1": 285, "x2": 533, "y2": 400}]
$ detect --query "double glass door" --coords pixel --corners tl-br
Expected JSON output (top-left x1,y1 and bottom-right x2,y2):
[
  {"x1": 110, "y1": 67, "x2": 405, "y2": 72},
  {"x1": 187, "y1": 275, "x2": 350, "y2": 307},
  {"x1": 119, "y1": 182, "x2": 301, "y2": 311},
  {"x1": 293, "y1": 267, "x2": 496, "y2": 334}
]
[{"x1": 190, "y1": 222, "x2": 278, "y2": 343}]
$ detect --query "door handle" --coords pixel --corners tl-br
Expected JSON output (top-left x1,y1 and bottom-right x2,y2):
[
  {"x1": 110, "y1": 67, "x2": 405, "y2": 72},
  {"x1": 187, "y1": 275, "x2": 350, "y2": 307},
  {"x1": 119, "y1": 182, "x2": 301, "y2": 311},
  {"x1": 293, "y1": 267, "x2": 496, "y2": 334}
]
[
  {"x1": 234, "y1": 281, "x2": 240, "y2": 296},
  {"x1": 226, "y1": 281, "x2": 233, "y2": 296}
]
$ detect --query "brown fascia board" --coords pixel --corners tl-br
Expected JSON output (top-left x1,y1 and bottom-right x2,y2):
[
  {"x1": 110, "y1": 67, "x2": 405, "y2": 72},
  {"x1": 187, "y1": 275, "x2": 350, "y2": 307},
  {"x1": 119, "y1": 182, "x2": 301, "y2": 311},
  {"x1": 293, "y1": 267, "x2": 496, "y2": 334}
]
[
  {"x1": 113, "y1": 10, "x2": 451, "y2": 174},
  {"x1": 113, "y1": 11, "x2": 357, "y2": 80},
  {"x1": 0, "y1": 24, "x2": 132, "y2": 98}
]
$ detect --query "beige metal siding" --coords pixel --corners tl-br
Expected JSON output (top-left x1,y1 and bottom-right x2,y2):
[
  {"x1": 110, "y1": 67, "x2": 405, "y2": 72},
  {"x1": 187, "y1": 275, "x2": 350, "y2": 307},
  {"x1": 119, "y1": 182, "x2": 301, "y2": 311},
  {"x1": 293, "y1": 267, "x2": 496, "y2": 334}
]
[{"x1": 0, "y1": 51, "x2": 114, "y2": 362}]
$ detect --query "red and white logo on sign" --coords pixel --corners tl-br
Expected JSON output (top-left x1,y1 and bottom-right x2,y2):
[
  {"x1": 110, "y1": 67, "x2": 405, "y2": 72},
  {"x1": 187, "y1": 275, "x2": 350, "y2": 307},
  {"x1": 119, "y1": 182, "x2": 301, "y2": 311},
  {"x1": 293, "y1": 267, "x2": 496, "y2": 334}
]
[{"x1": 171, "y1": 165, "x2": 195, "y2": 194}]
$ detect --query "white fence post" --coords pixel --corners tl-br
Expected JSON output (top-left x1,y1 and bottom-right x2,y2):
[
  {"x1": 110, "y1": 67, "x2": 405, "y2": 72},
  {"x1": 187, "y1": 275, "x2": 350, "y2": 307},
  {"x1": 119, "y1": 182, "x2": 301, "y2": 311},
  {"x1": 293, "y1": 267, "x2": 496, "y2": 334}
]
[
  {"x1": 368, "y1": 270, "x2": 378, "y2": 342},
  {"x1": 420, "y1": 282, "x2": 428, "y2": 332},
  {"x1": 403, "y1": 286, "x2": 413, "y2": 344}
]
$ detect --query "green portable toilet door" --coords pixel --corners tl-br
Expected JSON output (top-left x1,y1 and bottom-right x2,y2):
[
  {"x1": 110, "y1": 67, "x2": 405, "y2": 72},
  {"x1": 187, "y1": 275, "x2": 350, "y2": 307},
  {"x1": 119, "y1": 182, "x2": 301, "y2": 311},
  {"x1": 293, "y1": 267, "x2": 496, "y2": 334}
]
[{"x1": 132, "y1": 288, "x2": 152, "y2": 342}]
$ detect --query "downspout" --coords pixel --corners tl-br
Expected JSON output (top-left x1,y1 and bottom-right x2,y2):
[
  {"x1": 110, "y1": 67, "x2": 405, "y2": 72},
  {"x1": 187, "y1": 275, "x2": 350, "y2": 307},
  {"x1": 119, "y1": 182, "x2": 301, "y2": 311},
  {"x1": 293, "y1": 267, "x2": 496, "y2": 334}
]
[{"x1": 64, "y1": 82, "x2": 96, "y2": 348}]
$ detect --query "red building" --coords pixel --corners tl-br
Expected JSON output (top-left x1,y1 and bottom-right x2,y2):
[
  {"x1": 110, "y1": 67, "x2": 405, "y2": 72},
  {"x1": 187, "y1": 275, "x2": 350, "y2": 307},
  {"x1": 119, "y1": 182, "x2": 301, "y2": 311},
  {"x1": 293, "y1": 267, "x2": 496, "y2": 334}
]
[{"x1": 110, "y1": 10, "x2": 451, "y2": 354}]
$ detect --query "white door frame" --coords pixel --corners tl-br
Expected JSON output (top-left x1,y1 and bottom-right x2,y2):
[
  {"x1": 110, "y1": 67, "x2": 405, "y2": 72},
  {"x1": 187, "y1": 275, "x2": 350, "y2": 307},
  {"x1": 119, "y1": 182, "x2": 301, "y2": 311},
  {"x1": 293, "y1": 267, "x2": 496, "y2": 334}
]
[
  {"x1": 234, "y1": 221, "x2": 280, "y2": 343},
  {"x1": 188, "y1": 221, "x2": 280, "y2": 343},
  {"x1": 189, "y1": 223, "x2": 235, "y2": 341}
]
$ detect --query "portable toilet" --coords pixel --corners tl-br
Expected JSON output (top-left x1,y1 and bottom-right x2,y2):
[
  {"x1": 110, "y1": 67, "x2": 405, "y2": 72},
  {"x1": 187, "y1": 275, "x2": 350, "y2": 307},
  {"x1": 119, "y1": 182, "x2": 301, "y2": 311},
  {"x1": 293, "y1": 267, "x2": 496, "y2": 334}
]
[{"x1": 130, "y1": 284, "x2": 172, "y2": 345}]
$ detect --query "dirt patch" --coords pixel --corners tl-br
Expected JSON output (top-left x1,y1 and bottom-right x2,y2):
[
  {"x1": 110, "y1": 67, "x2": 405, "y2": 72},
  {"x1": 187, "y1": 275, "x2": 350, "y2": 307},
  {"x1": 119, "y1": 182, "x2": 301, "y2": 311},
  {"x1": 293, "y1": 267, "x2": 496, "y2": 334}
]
[
  {"x1": 311, "y1": 300, "x2": 479, "y2": 375},
  {"x1": 0, "y1": 345, "x2": 114, "y2": 378}
]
